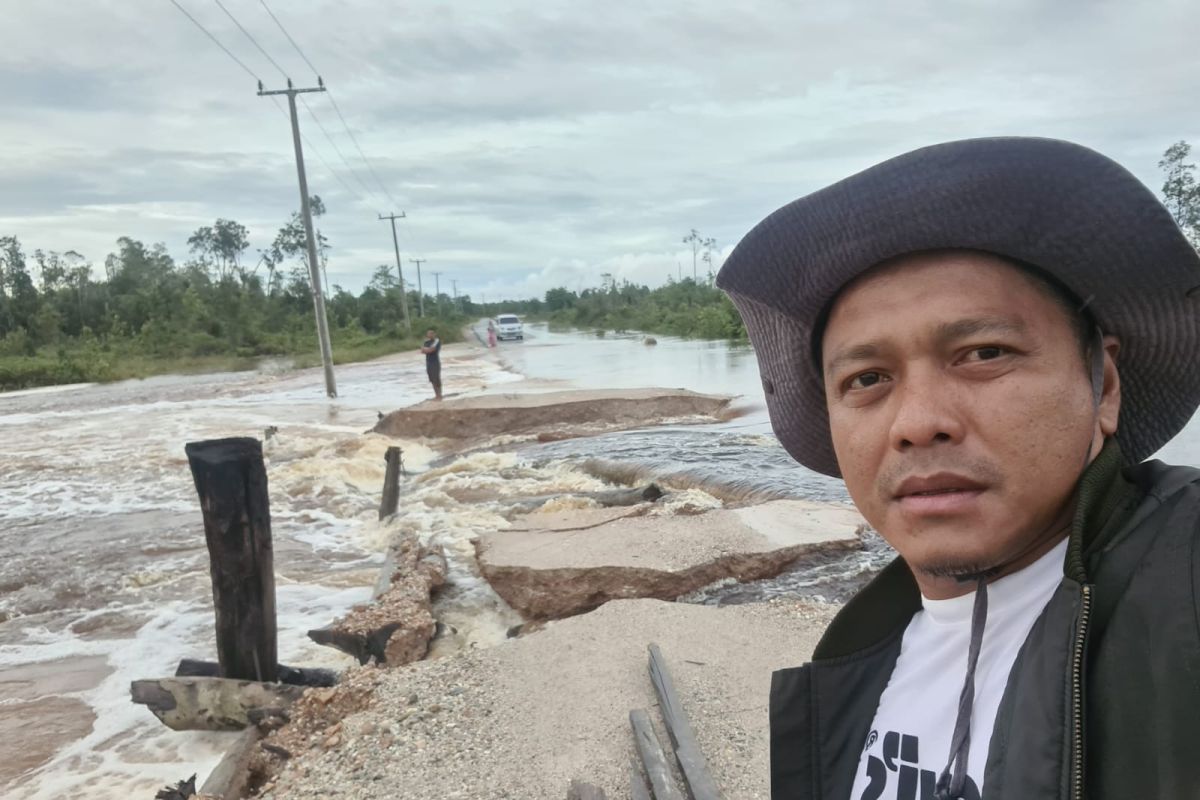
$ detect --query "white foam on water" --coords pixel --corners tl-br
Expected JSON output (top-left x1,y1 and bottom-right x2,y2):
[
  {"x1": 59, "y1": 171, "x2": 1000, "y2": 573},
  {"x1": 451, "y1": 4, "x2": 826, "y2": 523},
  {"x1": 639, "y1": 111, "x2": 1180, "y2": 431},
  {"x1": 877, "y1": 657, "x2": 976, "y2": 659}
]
[
  {"x1": 0, "y1": 381, "x2": 98, "y2": 400},
  {"x1": 0, "y1": 350, "x2": 476, "y2": 796},
  {"x1": 647, "y1": 488, "x2": 725, "y2": 516},
  {"x1": 1, "y1": 333, "x2": 734, "y2": 796}
]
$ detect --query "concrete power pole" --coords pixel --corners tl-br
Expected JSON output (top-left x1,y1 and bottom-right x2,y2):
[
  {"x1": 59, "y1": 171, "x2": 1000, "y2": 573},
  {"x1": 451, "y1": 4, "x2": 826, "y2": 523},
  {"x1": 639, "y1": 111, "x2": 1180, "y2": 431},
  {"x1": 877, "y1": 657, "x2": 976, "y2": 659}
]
[
  {"x1": 431, "y1": 271, "x2": 443, "y2": 315},
  {"x1": 378, "y1": 212, "x2": 411, "y2": 334},
  {"x1": 410, "y1": 258, "x2": 426, "y2": 317},
  {"x1": 452, "y1": 279, "x2": 459, "y2": 313},
  {"x1": 258, "y1": 78, "x2": 336, "y2": 398}
]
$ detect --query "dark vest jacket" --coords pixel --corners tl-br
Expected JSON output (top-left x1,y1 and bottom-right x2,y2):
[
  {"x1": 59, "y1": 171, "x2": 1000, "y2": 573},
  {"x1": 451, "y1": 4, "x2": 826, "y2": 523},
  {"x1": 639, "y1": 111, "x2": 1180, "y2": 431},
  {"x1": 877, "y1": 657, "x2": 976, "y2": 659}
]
[{"x1": 770, "y1": 442, "x2": 1200, "y2": 799}]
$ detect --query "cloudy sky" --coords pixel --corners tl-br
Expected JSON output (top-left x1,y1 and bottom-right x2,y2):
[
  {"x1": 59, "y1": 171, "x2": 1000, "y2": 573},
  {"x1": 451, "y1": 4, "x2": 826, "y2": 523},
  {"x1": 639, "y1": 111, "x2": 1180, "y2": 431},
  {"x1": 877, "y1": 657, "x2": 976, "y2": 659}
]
[{"x1": 3, "y1": 1, "x2": 1199, "y2": 300}]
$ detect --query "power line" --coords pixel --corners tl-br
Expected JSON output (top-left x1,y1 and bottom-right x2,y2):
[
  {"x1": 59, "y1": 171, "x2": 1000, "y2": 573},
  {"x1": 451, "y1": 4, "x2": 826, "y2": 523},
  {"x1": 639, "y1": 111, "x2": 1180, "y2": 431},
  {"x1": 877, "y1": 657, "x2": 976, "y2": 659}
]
[
  {"x1": 168, "y1": 0, "x2": 259, "y2": 81},
  {"x1": 165, "y1": 0, "x2": 369, "y2": 207},
  {"x1": 269, "y1": 96, "x2": 363, "y2": 202},
  {"x1": 258, "y1": 0, "x2": 400, "y2": 208},
  {"x1": 213, "y1": 0, "x2": 383, "y2": 207},
  {"x1": 212, "y1": 0, "x2": 289, "y2": 80},
  {"x1": 326, "y1": 93, "x2": 398, "y2": 208},
  {"x1": 299, "y1": 95, "x2": 383, "y2": 205},
  {"x1": 258, "y1": 0, "x2": 320, "y2": 76}
]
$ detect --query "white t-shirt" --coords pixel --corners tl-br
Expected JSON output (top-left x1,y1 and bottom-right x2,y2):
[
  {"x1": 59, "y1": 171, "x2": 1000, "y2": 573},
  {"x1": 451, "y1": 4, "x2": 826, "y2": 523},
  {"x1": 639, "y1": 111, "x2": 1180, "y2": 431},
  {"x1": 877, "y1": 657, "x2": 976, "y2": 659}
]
[{"x1": 849, "y1": 537, "x2": 1068, "y2": 800}]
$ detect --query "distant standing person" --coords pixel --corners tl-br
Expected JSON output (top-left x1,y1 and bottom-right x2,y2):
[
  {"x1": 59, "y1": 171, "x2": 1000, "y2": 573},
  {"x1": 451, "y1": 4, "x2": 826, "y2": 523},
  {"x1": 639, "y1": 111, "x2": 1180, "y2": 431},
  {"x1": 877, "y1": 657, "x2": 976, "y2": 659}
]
[
  {"x1": 420, "y1": 328, "x2": 442, "y2": 400},
  {"x1": 487, "y1": 320, "x2": 497, "y2": 348}
]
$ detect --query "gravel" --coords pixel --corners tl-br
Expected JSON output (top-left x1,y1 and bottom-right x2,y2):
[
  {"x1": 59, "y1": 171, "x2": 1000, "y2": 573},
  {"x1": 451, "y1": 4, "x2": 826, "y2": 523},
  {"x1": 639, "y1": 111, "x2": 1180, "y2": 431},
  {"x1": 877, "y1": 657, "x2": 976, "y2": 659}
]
[{"x1": 257, "y1": 597, "x2": 837, "y2": 800}]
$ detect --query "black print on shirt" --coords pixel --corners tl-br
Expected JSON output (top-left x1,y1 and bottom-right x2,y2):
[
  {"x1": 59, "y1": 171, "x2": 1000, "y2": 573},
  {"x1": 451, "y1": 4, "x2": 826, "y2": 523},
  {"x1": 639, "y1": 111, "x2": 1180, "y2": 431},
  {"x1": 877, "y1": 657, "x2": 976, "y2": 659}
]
[{"x1": 858, "y1": 730, "x2": 981, "y2": 800}]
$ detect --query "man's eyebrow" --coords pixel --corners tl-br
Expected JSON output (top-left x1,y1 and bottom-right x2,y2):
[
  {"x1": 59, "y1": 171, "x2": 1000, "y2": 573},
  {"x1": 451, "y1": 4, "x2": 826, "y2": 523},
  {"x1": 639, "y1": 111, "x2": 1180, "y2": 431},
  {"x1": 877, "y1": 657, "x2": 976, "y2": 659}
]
[
  {"x1": 824, "y1": 343, "x2": 882, "y2": 378},
  {"x1": 934, "y1": 316, "x2": 1027, "y2": 342},
  {"x1": 823, "y1": 317, "x2": 1027, "y2": 378}
]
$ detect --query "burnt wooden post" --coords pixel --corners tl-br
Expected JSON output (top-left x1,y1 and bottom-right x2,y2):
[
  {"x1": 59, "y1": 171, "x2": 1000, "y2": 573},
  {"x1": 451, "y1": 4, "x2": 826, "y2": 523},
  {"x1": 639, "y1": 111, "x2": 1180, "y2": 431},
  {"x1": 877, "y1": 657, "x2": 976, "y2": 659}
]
[
  {"x1": 379, "y1": 445, "x2": 403, "y2": 520},
  {"x1": 185, "y1": 437, "x2": 277, "y2": 682}
]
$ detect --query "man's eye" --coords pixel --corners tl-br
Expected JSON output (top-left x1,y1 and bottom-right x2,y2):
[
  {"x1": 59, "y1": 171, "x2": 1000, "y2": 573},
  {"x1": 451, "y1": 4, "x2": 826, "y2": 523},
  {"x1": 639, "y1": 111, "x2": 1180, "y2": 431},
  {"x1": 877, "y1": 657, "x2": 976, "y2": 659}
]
[
  {"x1": 848, "y1": 371, "x2": 885, "y2": 390},
  {"x1": 967, "y1": 346, "x2": 1006, "y2": 361}
]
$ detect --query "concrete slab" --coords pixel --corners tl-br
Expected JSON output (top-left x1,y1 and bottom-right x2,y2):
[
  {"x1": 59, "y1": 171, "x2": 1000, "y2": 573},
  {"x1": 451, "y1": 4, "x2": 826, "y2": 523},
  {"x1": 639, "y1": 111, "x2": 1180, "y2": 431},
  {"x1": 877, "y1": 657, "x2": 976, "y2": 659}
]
[{"x1": 477, "y1": 500, "x2": 865, "y2": 618}]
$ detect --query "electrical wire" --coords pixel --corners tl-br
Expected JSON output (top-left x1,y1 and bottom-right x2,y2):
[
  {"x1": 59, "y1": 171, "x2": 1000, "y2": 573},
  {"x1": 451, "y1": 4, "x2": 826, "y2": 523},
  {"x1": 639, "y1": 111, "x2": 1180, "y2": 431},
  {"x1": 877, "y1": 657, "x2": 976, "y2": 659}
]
[
  {"x1": 212, "y1": 0, "x2": 384, "y2": 207},
  {"x1": 298, "y1": 95, "x2": 381, "y2": 203},
  {"x1": 258, "y1": 0, "x2": 320, "y2": 76},
  {"x1": 168, "y1": 0, "x2": 259, "y2": 81},
  {"x1": 165, "y1": 0, "x2": 369, "y2": 207},
  {"x1": 212, "y1": 0, "x2": 290, "y2": 80},
  {"x1": 258, "y1": 0, "x2": 401, "y2": 208}
]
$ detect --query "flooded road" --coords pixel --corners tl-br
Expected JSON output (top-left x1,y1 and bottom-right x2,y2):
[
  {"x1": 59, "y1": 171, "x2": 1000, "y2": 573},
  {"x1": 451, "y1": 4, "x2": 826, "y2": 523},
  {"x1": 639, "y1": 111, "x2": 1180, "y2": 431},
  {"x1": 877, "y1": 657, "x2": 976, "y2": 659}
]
[{"x1": 2, "y1": 321, "x2": 1198, "y2": 797}]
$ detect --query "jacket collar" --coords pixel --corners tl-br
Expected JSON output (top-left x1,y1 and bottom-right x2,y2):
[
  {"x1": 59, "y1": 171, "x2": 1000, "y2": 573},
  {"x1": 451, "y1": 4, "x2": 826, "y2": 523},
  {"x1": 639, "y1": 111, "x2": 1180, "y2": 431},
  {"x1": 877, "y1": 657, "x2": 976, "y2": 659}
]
[{"x1": 812, "y1": 438, "x2": 1139, "y2": 660}]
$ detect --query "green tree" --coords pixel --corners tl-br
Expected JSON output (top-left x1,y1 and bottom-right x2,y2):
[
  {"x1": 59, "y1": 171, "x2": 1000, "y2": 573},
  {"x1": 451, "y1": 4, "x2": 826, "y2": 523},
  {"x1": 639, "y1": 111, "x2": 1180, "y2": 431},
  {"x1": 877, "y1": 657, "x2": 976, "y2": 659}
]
[
  {"x1": 1159, "y1": 141, "x2": 1200, "y2": 247},
  {"x1": 188, "y1": 218, "x2": 250, "y2": 281}
]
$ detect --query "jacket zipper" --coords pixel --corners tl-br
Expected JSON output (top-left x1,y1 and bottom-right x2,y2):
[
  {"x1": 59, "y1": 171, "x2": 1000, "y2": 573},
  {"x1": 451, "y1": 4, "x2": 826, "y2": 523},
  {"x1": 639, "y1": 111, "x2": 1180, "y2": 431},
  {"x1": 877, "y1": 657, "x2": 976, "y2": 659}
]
[{"x1": 1070, "y1": 584, "x2": 1093, "y2": 800}]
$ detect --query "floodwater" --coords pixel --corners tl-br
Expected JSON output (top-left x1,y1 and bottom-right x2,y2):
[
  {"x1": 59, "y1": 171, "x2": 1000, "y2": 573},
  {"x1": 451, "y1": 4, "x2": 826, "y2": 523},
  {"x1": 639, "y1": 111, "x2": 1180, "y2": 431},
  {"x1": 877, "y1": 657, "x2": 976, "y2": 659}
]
[{"x1": 2, "y1": 321, "x2": 1198, "y2": 797}]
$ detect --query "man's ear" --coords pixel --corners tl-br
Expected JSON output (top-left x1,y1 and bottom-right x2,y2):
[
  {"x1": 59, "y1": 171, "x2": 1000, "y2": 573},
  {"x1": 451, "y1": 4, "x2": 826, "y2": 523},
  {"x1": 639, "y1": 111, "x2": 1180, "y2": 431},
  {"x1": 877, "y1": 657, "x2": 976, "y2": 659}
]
[{"x1": 1098, "y1": 335, "x2": 1121, "y2": 437}]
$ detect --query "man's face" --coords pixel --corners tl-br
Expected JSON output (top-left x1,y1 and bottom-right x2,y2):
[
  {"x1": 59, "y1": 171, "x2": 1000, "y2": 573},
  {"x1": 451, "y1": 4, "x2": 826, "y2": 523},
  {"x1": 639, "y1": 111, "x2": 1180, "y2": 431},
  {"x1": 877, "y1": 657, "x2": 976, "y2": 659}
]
[
  {"x1": 426, "y1": 330, "x2": 436, "y2": 339},
  {"x1": 821, "y1": 252, "x2": 1119, "y2": 595}
]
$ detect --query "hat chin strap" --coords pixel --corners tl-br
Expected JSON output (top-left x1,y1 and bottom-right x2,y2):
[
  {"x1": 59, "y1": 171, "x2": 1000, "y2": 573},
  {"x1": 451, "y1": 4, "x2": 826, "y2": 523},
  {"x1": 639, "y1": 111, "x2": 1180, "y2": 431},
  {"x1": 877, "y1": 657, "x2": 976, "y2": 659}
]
[{"x1": 935, "y1": 326, "x2": 1106, "y2": 799}]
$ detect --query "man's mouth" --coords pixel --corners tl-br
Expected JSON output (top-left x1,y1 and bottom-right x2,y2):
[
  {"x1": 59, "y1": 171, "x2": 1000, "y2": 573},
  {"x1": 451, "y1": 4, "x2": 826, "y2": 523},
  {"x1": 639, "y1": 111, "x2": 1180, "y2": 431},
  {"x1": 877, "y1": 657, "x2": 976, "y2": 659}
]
[{"x1": 893, "y1": 473, "x2": 986, "y2": 513}]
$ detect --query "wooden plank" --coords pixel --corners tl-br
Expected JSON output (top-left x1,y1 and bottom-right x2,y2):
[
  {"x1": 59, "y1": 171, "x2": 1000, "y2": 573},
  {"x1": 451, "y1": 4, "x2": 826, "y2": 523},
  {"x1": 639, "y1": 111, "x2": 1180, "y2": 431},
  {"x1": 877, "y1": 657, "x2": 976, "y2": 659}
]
[
  {"x1": 199, "y1": 726, "x2": 262, "y2": 799},
  {"x1": 629, "y1": 709, "x2": 685, "y2": 800},
  {"x1": 175, "y1": 658, "x2": 337, "y2": 688},
  {"x1": 379, "y1": 446, "x2": 402, "y2": 520},
  {"x1": 648, "y1": 643, "x2": 722, "y2": 800},
  {"x1": 131, "y1": 676, "x2": 305, "y2": 731},
  {"x1": 565, "y1": 779, "x2": 608, "y2": 800},
  {"x1": 185, "y1": 437, "x2": 277, "y2": 682},
  {"x1": 629, "y1": 760, "x2": 652, "y2": 800}
]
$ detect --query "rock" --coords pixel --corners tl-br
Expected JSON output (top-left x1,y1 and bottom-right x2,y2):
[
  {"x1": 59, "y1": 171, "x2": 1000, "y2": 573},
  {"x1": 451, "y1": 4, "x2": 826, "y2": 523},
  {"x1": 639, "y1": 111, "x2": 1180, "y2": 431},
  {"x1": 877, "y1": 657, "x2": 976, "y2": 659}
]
[
  {"x1": 308, "y1": 533, "x2": 447, "y2": 666},
  {"x1": 371, "y1": 388, "x2": 733, "y2": 440},
  {"x1": 322, "y1": 734, "x2": 341, "y2": 750},
  {"x1": 643, "y1": 337, "x2": 657, "y2": 345},
  {"x1": 477, "y1": 500, "x2": 865, "y2": 619}
]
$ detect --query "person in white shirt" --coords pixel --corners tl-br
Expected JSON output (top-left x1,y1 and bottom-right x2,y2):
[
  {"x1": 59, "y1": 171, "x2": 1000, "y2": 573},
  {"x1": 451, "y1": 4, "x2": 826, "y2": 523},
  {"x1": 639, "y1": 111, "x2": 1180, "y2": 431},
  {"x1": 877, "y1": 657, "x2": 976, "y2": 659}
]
[{"x1": 716, "y1": 137, "x2": 1200, "y2": 799}]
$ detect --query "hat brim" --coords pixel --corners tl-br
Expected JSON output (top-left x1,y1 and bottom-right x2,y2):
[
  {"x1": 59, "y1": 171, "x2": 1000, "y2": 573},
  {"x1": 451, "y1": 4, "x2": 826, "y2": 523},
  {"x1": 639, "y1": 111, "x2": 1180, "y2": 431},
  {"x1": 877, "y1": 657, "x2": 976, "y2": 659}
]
[{"x1": 716, "y1": 137, "x2": 1200, "y2": 477}]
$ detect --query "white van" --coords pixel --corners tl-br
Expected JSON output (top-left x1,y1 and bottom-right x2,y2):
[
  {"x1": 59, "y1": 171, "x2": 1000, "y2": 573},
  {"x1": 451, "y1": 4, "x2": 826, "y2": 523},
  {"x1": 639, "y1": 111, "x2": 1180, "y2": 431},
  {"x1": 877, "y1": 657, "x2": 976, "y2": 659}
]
[{"x1": 495, "y1": 314, "x2": 524, "y2": 341}]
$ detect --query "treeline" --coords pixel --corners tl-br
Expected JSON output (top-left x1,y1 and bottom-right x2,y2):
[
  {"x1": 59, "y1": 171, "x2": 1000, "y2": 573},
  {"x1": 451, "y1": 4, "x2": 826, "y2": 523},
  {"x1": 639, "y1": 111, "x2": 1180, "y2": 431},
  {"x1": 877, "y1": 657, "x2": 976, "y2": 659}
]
[
  {"x1": 7, "y1": 141, "x2": 1197, "y2": 390},
  {"x1": 0, "y1": 202, "x2": 470, "y2": 390},
  {"x1": 492, "y1": 277, "x2": 746, "y2": 340}
]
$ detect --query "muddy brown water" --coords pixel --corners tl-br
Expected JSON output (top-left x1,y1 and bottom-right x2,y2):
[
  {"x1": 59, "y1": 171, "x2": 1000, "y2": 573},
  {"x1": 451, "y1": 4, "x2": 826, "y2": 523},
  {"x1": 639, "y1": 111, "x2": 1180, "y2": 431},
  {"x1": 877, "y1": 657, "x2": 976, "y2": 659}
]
[{"x1": 3, "y1": 321, "x2": 1198, "y2": 797}]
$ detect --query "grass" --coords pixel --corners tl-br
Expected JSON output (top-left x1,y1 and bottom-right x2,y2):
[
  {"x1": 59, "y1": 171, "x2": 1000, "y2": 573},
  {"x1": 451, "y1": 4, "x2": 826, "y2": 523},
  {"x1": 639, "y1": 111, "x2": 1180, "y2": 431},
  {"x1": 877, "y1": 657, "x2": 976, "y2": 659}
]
[{"x1": 0, "y1": 325, "x2": 462, "y2": 392}]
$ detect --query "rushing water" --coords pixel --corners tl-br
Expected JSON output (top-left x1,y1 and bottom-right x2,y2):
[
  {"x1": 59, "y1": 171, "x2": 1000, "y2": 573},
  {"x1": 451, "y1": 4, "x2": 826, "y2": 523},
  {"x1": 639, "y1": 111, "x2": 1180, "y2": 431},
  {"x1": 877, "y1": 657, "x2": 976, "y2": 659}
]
[{"x1": 3, "y1": 321, "x2": 1198, "y2": 798}]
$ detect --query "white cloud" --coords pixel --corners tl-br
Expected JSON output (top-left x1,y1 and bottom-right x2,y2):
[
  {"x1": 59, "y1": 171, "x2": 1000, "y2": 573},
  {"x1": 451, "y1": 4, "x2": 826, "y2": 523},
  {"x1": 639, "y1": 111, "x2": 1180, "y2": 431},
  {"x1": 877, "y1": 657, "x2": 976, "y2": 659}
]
[{"x1": 1, "y1": 0, "x2": 1199, "y2": 300}]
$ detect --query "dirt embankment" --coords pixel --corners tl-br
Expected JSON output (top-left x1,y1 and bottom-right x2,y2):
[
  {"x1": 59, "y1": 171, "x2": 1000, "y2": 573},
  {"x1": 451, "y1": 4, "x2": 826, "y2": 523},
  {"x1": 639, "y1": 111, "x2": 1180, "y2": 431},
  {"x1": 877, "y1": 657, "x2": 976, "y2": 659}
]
[{"x1": 372, "y1": 388, "x2": 735, "y2": 441}]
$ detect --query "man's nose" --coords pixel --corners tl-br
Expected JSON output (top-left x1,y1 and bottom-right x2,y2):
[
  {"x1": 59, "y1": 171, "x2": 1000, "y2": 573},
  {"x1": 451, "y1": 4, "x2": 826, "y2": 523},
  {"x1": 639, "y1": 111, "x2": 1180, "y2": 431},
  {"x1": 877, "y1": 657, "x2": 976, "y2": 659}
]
[{"x1": 889, "y1": 367, "x2": 964, "y2": 452}]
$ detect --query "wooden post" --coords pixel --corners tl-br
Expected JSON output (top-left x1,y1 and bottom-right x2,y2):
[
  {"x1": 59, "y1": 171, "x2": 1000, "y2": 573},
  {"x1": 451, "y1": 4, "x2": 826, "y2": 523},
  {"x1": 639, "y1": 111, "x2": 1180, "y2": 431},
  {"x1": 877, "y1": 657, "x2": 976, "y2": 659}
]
[
  {"x1": 648, "y1": 644, "x2": 721, "y2": 800},
  {"x1": 185, "y1": 437, "x2": 277, "y2": 682},
  {"x1": 379, "y1": 445, "x2": 403, "y2": 520},
  {"x1": 629, "y1": 709, "x2": 685, "y2": 800},
  {"x1": 629, "y1": 761, "x2": 652, "y2": 800}
]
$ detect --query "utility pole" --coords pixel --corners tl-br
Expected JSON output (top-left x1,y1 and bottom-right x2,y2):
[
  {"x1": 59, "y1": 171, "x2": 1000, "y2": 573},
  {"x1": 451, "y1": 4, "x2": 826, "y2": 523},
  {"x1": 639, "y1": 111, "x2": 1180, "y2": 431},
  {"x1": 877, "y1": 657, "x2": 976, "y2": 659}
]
[
  {"x1": 258, "y1": 78, "x2": 336, "y2": 398},
  {"x1": 451, "y1": 279, "x2": 460, "y2": 313},
  {"x1": 410, "y1": 258, "x2": 426, "y2": 317},
  {"x1": 378, "y1": 212, "x2": 411, "y2": 334},
  {"x1": 432, "y1": 271, "x2": 443, "y2": 315}
]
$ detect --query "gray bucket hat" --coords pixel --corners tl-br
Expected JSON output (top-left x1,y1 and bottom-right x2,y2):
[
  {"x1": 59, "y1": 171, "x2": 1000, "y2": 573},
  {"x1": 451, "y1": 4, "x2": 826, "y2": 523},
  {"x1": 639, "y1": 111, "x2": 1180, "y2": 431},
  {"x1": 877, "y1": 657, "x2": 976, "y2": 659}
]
[{"x1": 716, "y1": 136, "x2": 1200, "y2": 477}]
